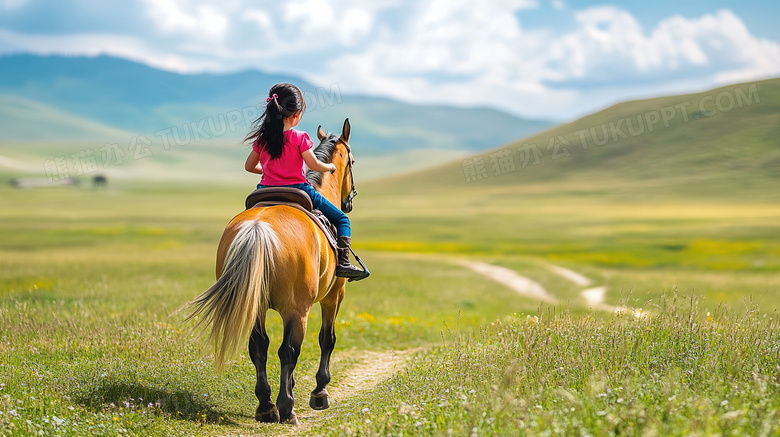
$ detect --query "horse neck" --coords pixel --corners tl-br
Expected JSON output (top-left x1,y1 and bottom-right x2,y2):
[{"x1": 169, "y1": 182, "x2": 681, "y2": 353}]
[{"x1": 318, "y1": 146, "x2": 347, "y2": 206}]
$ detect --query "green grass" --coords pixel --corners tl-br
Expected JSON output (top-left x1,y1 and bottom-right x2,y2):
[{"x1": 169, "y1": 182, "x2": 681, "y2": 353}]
[
  {"x1": 2, "y1": 180, "x2": 778, "y2": 435},
  {"x1": 351, "y1": 185, "x2": 780, "y2": 312},
  {"x1": 309, "y1": 299, "x2": 780, "y2": 436}
]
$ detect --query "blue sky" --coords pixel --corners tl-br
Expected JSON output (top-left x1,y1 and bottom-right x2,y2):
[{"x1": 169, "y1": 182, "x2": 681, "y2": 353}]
[{"x1": 1, "y1": 0, "x2": 779, "y2": 121}]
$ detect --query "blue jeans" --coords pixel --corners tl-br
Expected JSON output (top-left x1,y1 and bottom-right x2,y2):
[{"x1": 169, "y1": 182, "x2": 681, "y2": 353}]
[{"x1": 257, "y1": 183, "x2": 351, "y2": 238}]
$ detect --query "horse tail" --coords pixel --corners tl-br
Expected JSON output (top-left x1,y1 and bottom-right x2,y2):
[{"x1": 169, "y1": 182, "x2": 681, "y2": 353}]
[{"x1": 183, "y1": 220, "x2": 278, "y2": 370}]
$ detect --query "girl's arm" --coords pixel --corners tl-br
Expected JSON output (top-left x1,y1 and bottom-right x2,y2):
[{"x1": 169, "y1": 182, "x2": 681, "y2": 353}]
[
  {"x1": 245, "y1": 150, "x2": 263, "y2": 175},
  {"x1": 302, "y1": 149, "x2": 336, "y2": 173}
]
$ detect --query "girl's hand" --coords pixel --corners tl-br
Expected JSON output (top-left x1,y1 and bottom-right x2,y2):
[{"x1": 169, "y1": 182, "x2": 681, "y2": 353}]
[{"x1": 302, "y1": 149, "x2": 337, "y2": 173}]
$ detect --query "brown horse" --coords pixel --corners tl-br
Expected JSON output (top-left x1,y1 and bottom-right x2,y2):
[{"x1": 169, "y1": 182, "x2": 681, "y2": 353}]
[{"x1": 184, "y1": 119, "x2": 359, "y2": 425}]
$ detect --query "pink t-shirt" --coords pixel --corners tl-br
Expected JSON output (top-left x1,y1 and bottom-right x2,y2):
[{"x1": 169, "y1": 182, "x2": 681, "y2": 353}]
[{"x1": 253, "y1": 129, "x2": 313, "y2": 185}]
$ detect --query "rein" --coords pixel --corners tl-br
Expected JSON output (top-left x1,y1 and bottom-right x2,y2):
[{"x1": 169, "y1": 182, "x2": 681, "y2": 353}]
[{"x1": 337, "y1": 137, "x2": 358, "y2": 205}]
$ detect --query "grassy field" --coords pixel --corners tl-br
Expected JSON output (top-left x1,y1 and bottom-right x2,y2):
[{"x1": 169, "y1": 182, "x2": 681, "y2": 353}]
[
  {"x1": 0, "y1": 181, "x2": 543, "y2": 436},
  {"x1": 1, "y1": 176, "x2": 778, "y2": 436},
  {"x1": 351, "y1": 181, "x2": 780, "y2": 312},
  {"x1": 310, "y1": 301, "x2": 780, "y2": 436}
]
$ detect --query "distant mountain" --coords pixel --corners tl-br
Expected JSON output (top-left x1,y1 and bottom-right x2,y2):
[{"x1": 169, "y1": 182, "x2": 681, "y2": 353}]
[
  {"x1": 0, "y1": 54, "x2": 553, "y2": 157},
  {"x1": 371, "y1": 77, "x2": 780, "y2": 200},
  {"x1": 0, "y1": 54, "x2": 306, "y2": 133}
]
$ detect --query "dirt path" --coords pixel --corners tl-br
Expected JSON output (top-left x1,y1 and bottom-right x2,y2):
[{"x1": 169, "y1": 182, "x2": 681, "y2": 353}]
[
  {"x1": 284, "y1": 348, "x2": 418, "y2": 435},
  {"x1": 329, "y1": 349, "x2": 416, "y2": 399},
  {"x1": 545, "y1": 263, "x2": 617, "y2": 311},
  {"x1": 445, "y1": 255, "x2": 628, "y2": 314},
  {"x1": 547, "y1": 264, "x2": 592, "y2": 287},
  {"x1": 546, "y1": 264, "x2": 643, "y2": 316},
  {"x1": 444, "y1": 255, "x2": 638, "y2": 315},
  {"x1": 381, "y1": 253, "x2": 555, "y2": 304},
  {"x1": 227, "y1": 349, "x2": 418, "y2": 436},
  {"x1": 453, "y1": 259, "x2": 556, "y2": 303},
  {"x1": 580, "y1": 285, "x2": 617, "y2": 312}
]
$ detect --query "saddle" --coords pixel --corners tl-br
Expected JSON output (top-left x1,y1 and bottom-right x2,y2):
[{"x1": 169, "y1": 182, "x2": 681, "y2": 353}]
[{"x1": 245, "y1": 187, "x2": 339, "y2": 255}]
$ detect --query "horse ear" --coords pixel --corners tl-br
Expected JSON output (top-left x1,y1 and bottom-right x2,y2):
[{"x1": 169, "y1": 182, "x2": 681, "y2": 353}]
[
  {"x1": 341, "y1": 118, "x2": 351, "y2": 143},
  {"x1": 317, "y1": 125, "x2": 326, "y2": 141}
]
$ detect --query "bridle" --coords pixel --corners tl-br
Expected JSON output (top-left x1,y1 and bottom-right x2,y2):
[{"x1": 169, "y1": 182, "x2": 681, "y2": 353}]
[
  {"x1": 337, "y1": 137, "x2": 358, "y2": 209},
  {"x1": 335, "y1": 135, "x2": 369, "y2": 280}
]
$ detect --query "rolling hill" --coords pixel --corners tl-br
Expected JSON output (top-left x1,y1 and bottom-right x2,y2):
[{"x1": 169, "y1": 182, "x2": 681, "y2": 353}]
[
  {"x1": 0, "y1": 95, "x2": 133, "y2": 141},
  {"x1": 369, "y1": 77, "x2": 780, "y2": 200},
  {"x1": 0, "y1": 54, "x2": 307, "y2": 133}
]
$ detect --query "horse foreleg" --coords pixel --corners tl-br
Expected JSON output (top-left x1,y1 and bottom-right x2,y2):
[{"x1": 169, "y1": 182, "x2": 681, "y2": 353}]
[
  {"x1": 249, "y1": 318, "x2": 278, "y2": 423},
  {"x1": 276, "y1": 314, "x2": 307, "y2": 425},
  {"x1": 310, "y1": 286, "x2": 344, "y2": 410}
]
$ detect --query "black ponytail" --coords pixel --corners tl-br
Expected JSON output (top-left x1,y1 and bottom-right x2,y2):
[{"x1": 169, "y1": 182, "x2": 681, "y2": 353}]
[{"x1": 244, "y1": 83, "x2": 307, "y2": 160}]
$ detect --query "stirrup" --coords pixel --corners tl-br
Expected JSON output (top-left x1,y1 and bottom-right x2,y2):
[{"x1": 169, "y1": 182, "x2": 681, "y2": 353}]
[{"x1": 345, "y1": 247, "x2": 370, "y2": 282}]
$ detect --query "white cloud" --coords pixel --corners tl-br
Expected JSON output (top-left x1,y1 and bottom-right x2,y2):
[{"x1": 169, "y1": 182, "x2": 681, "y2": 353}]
[
  {"x1": 0, "y1": 1, "x2": 778, "y2": 120},
  {"x1": 310, "y1": 5, "x2": 780, "y2": 119},
  {"x1": 338, "y1": 8, "x2": 373, "y2": 44},
  {"x1": 275, "y1": 0, "x2": 376, "y2": 49},
  {"x1": 330, "y1": 0, "x2": 538, "y2": 78},
  {"x1": 284, "y1": 0, "x2": 334, "y2": 23},
  {"x1": 0, "y1": 29, "x2": 216, "y2": 73},
  {"x1": 143, "y1": 0, "x2": 228, "y2": 38},
  {"x1": 534, "y1": 8, "x2": 780, "y2": 97}
]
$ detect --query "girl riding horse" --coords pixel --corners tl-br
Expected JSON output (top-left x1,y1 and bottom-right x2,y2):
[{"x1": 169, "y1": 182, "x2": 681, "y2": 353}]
[{"x1": 182, "y1": 84, "x2": 367, "y2": 425}]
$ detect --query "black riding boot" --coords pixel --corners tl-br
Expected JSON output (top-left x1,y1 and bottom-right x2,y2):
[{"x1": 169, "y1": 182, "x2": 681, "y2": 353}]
[{"x1": 336, "y1": 236, "x2": 367, "y2": 280}]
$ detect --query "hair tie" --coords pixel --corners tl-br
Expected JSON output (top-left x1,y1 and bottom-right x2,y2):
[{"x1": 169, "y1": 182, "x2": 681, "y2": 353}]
[{"x1": 266, "y1": 93, "x2": 278, "y2": 103}]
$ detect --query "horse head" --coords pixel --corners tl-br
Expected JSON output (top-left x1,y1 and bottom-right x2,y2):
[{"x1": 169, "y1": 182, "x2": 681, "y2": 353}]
[{"x1": 316, "y1": 119, "x2": 357, "y2": 213}]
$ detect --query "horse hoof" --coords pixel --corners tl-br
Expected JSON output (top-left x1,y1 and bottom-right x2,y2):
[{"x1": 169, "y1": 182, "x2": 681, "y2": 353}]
[
  {"x1": 310, "y1": 394, "x2": 330, "y2": 410},
  {"x1": 255, "y1": 405, "x2": 279, "y2": 423},
  {"x1": 281, "y1": 413, "x2": 300, "y2": 426}
]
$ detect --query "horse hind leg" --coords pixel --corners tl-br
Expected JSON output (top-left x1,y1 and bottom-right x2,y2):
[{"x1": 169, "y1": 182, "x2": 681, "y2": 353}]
[
  {"x1": 276, "y1": 314, "x2": 307, "y2": 425},
  {"x1": 310, "y1": 290, "x2": 343, "y2": 410},
  {"x1": 249, "y1": 318, "x2": 279, "y2": 423}
]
